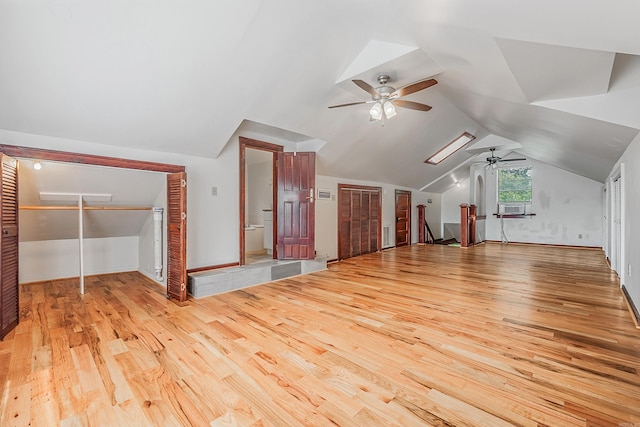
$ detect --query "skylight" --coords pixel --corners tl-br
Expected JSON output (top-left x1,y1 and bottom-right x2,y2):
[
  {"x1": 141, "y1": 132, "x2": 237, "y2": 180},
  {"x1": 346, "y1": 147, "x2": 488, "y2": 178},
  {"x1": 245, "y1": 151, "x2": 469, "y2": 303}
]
[{"x1": 425, "y1": 132, "x2": 475, "y2": 165}]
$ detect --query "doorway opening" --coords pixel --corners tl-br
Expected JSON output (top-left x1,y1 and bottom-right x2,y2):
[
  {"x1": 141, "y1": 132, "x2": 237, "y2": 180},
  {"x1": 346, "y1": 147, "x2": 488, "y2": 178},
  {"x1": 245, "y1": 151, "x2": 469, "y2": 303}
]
[
  {"x1": 395, "y1": 189, "x2": 411, "y2": 247},
  {"x1": 239, "y1": 137, "x2": 282, "y2": 265},
  {"x1": 0, "y1": 144, "x2": 188, "y2": 301}
]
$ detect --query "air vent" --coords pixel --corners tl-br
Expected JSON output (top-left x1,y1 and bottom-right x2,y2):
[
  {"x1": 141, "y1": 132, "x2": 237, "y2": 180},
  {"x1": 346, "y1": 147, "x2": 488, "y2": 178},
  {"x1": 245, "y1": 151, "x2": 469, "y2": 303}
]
[
  {"x1": 317, "y1": 189, "x2": 332, "y2": 200},
  {"x1": 383, "y1": 226, "x2": 390, "y2": 246},
  {"x1": 499, "y1": 204, "x2": 525, "y2": 214}
]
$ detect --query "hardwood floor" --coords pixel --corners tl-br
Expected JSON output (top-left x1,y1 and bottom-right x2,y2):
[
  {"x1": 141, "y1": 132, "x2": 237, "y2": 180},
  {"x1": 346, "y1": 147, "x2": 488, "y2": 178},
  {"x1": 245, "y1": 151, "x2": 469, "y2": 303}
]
[{"x1": 2, "y1": 243, "x2": 639, "y2": 426}]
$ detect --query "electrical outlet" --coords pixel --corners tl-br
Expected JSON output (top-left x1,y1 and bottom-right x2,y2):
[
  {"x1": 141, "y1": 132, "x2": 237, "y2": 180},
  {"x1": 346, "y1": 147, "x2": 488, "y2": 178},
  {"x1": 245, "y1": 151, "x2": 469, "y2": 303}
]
[
  {"x1": 578, "y1": 234, "x2": 582, "y2": 239},
  {"x1": 211, "y1": 186, "x2": 218, "y2": 196},
  {"x1": 629, "y1": 263, "x2": 632, "y2": 277}
]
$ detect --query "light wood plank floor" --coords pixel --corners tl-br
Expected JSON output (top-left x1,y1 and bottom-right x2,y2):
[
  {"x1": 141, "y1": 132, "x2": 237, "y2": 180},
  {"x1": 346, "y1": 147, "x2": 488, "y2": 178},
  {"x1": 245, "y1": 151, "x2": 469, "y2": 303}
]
[{"x1": 2, "y1": 243, "x2": 640, "y2": 426}]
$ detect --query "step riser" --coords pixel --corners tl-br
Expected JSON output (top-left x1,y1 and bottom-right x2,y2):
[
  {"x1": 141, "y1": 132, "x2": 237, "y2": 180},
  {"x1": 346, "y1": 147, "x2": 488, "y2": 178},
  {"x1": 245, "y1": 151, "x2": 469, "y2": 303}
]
[{"x1": 188, "y1": 258, "x2": 326, "y2": 298}]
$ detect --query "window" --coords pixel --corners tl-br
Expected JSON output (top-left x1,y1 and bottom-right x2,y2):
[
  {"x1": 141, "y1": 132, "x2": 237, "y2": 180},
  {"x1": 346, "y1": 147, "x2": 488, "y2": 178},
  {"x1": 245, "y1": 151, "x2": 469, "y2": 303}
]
[{"x1": 498, "y1": 166, "x2": 532, "y2": 203}]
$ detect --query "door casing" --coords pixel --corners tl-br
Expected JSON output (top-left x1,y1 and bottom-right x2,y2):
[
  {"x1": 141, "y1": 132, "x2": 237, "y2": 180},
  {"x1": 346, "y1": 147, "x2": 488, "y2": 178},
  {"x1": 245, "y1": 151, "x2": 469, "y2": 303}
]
[{"x1": 395, "y1": 189, "x2": 411, "y2": 247}]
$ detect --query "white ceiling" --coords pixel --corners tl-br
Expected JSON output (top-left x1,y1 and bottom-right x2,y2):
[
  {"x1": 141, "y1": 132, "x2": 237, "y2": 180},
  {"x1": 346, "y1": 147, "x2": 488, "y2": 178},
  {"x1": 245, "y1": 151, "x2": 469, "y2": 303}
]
[{"x1": 1, "y1": 0, "x2": 639, "y2": 192}]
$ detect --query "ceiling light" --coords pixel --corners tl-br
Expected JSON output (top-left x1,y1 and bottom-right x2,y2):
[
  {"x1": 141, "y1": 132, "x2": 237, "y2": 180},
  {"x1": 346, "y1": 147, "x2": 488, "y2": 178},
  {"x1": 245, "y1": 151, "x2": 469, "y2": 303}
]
[
  {"x1": 33, "y1": 161, "x2": 42, "y2": 170},
  {"x1": 369, "y1": 102, "x2": 383, "y2": 121},
  {"x1": 383, "y1": 101, "x2": 397, "y2": 119},
  {"x1": 425, "y1": 132, "x2": 476, "y2": 165},
  {"x1": 455, "y1": 181, "x2": 461, "y2": 187}
]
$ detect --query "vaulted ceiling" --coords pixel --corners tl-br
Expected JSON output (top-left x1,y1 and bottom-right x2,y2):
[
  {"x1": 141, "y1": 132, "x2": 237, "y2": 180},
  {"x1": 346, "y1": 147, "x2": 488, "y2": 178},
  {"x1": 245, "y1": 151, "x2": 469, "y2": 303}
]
[{"x1": 1, "y1": 1, "x2": 639, "y2": 193}]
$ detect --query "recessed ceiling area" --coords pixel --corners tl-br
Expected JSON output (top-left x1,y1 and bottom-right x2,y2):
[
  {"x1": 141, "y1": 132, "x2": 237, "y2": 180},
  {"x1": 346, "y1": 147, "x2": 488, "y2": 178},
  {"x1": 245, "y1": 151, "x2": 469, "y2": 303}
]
[{"x1": 18, "y1": 159, "x2": 166, "y2": 242}]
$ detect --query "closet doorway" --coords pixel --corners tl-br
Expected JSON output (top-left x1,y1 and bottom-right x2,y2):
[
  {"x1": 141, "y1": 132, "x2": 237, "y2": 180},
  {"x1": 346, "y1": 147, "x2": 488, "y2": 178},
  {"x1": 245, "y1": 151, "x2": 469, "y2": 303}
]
[
  {"x1": 395, "y1": 189, "x2": 411, "y2": 247},
  {"x1": 239, "y1": 137, "x2": 282, "y2": 265},
  {"x1": 0, "y1": 144, "x2": 188, "y2": 302},
  {"x1": 337, "y1": 184, "x2": 382, "y2": 260}
]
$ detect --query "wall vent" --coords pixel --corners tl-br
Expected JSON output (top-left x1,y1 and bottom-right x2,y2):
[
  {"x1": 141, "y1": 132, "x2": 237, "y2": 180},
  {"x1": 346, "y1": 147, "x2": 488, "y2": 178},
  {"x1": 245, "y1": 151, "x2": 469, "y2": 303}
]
[
  {"x1": 499, "y1": 204, "x2": 526, "y2": 214},
  {"x1": 383, "y1": 226, "x2": 390, "y2": 246},
  {"x1": 317, "y1": 188, "x2": 332, "y2": 200}
]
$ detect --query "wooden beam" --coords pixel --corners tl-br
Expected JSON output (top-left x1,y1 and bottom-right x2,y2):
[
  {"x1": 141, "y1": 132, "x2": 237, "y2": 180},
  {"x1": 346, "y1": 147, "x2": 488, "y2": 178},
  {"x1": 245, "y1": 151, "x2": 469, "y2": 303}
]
[{"x1": 0, "y1": 144, "x2": 185, "y2": 173}]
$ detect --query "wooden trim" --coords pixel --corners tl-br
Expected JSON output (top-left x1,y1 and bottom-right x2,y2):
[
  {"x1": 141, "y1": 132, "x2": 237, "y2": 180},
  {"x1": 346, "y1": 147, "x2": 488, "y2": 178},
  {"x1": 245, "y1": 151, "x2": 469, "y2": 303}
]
[
  {"x1": 337, "y1": 184, "x2": 382, "y2": 192},
  {"x1": 0, "y1": 144, "x2": 184, "y2": 173},
  {"x1": 187, "y1": 262, "x2": 240, "y2": 274},
  {"x1": 621, "y1": 285, "x2": 640, "y2": 329},
  {"x1": 239, "y1": 137, "x2": 284, "y2": 153},
  {"x1": 239, "y1": 137, "x2": 283, "y2": 266}
]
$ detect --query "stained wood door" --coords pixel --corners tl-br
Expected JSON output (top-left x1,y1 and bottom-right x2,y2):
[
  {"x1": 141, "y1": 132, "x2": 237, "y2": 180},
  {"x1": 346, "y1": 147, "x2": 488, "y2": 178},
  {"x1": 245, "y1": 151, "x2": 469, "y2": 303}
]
[
  {"x1": 0, "y1": 154, "x2": 19, "y2": 339},
  {"x1": 167, "y1": 172, "x2": 187, "y2": 301},
  {"x1": 338, "y1": 185, "x2": 381, "y2": 260},
  {"x1": 277, "y1": 152, "x2": 315, "y2": 260},
  {"x1": 395, "y1": 190, "x2": 411, "y2": 247}
]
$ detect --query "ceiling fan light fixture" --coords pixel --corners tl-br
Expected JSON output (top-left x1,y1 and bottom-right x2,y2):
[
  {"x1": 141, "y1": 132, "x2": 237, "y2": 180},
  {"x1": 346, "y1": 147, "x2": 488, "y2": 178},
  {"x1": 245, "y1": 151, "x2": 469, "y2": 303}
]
[
  {"x1": 369, "y1": 102, "x2": 383, "y2": 121},
  {"x1": 425, "y1": 132, "x2": 476, "y2": 165},
  {"x1": 383, "y1": 101, "x2": 397, "y2": 119}
]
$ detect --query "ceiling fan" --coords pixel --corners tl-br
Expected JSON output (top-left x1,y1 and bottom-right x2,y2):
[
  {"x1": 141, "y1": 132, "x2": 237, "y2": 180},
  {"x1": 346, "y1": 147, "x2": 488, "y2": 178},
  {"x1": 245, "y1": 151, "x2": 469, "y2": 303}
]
[
  {"x1": 485, "y1": 148, "x2": 526, "y2": 168},
  {"x1": 328, "y1": 74, "x2": 437, "y2": 122}
]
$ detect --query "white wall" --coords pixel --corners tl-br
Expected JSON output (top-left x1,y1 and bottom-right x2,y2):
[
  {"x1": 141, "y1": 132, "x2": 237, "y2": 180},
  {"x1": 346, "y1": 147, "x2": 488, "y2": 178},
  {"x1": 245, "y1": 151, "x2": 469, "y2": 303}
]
[
  {"x1": 440, "y1": 178, "x2": 470, "y2": 239},
  {"x1": 441, "y1": 159, "x2": 603, "y2": 246},
  {"x1": 609, "y1": 132, "x2": 640, "y2": 312},
  {"x1": 315, "y1": 175, "x2": 441, "y2": 260},
  {"x1": 247, "y1": 160, "x2": 272, "y2": 225},
  {"x1": 19, "y1": 236, "x2": 138, "y2": 283},
  {"x1": 486, "y1": 159, "x2": 602, "y2": 246}
]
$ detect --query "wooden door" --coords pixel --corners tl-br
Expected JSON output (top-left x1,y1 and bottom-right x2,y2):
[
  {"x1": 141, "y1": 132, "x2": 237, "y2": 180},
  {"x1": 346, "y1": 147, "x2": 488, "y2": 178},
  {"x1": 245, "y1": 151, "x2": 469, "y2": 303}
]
[
  {"x1": 0, "y1": 154, "x2": 19, "y2": 339},
  {"x1": 395, "y1": 190, "x2": 411, "y2": 247},
  {"x1": 338, "y1": 185, "x2": 381, "y2": 260},
  {"x1": 277, "y1": 152, "x2": 315, "y2": 260},
  {"x1": 167, "y1": 172, "x2": 187, "y2": 301}
]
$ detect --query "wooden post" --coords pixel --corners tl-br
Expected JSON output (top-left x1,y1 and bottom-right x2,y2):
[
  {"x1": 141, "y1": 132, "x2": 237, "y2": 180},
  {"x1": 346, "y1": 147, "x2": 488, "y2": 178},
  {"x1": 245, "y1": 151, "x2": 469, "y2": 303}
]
[
  {"x1": 469, "y1": 204, "x2": 476, "y2": 247},
  {"x1": 460, "y1": 204, "x2": 477, "y2": 248},
  {"x1": 417, "y1": 204, "x2": 426, "y2": 244},
  {"x1": 460, "y1": 204, "x2": 469, "y2": 247}
]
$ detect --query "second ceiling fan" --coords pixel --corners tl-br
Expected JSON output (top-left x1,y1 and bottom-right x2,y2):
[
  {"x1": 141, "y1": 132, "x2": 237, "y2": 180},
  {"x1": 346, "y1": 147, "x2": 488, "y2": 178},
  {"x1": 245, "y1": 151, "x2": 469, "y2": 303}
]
[
  {"x1": 485, "y1": 148, "x2": 526, "y2": 168},
  {"x1": 329, "y1": 74, "x2": 437, "y2": 122}
]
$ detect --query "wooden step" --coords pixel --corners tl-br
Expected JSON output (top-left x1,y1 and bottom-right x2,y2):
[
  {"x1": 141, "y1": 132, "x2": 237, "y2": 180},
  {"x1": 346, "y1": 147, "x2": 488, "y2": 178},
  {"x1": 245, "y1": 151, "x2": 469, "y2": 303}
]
[{"x1": 188, "y1": 258, "x2": 327, "y2": 298}]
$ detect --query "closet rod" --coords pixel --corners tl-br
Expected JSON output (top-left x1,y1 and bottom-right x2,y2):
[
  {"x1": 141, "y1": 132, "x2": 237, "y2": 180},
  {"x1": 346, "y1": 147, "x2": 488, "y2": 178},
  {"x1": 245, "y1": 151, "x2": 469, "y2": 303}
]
[{"x1": 19, "y1": 206, "x2": 153, "y2": 211}]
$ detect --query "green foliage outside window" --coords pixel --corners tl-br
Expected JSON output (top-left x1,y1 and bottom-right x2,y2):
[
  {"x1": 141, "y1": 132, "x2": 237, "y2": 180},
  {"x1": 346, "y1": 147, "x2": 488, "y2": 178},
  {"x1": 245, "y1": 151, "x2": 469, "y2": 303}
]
[{"x1": 498, "y1": 166, "x2": 532, "y2": 203}]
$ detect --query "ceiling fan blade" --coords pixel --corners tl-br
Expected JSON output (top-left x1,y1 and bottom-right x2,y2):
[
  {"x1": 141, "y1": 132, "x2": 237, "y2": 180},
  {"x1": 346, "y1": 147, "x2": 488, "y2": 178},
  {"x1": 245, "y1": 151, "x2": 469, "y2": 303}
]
[
  {"x1": 352, "y1": 79, "x2": 379, "y2": 97},
  {"x1": 392, "y1": 78, "x2": 437, "y2": 98},
  {"x1": 501, "y1": 158, "x2": 527, "y2": 162},
  {"x1": 393, "y1": 100, "x2": 432, "y2": 111},
  {"x1": 328, "y1": 101, "x2": 368, "y2": 109}
]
